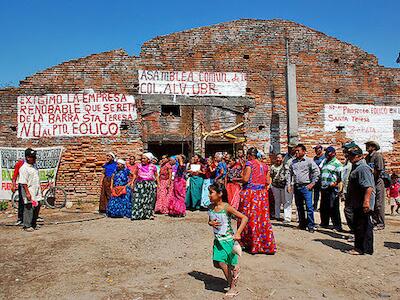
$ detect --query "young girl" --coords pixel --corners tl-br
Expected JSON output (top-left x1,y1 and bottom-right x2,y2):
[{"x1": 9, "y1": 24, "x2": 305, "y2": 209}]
[
  {"x1": 208, "y1": 182, "x2": 248, "y2": 297},
  {"x1": 387, "y1": 173, "x2": 400, "y2": 215}
]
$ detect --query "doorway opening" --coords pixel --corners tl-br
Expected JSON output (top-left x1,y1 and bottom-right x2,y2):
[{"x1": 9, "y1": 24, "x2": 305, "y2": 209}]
[
  {"x1": 147, "y1": 142, "x2": 191, "y2": 159},
  {"x1": 205, "y1": 142, "x2": 241, "y2": 158}
]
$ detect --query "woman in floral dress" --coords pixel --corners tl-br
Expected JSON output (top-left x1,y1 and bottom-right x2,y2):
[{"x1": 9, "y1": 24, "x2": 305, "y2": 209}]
[
  {"x1": 238, "y1": 147, "x2": 276, "y2": 254},
  {"x1": 106, "y1": 159, "x2": 133, "y2": 218},
  {"x1": 131, "y1": 153, "x2": 159, "y2": 220}
]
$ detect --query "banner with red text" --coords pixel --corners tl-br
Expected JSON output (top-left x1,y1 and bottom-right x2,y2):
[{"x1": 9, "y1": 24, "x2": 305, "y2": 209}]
[
  {"x1": 17, "y1": 93, "x2": 137, "y2": 138},
  {"x1": 138, "y1": 70, "x2": 247, "y2": 96},
  {"x1": 0, "y1": 147, "x2": 63, "y2": 200},
  {"x1": 324, "y1": 104, "x2": 400, "y2": 151}
]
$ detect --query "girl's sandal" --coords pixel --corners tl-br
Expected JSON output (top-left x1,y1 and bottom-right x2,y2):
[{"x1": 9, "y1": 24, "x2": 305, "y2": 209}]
[
  {"x1": 231, "y1": 266, "x2": 240, "y2": 287},
  {"x1": 224, "y1": 289, "x2": 240, "y2": 298}
]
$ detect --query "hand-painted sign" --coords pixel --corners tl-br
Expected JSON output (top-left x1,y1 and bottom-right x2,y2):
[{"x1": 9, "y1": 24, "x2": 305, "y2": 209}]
[
  {"x1": 0, "y1": 146, "x2": 63, "y2": 200},
  {"x1": 17, "y1": 93, "x2": 136, "y2": 138},
  {"x1": 324, "y1": 104, "x2": 400, "y2": 151},
  {"x1": 138, "y1": 70, "x2": 247, "y2": 96}
]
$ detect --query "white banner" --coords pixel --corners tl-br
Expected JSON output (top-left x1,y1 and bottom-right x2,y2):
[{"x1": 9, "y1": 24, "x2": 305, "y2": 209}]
[
  {"x1": 17, "y1": 93, "x2": 137, "y2": 138},
  {"x1": 324, "y1": 104, "x2": 400, "y2": 151},
  {"x1": 0, "y1": 147, "x2": 63, "y2": 200},
  {"x1": 138, "y1": 70, "x2": 247, "y2": 96}
]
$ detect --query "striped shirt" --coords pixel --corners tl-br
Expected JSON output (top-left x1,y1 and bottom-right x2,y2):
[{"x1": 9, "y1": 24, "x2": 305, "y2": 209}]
[{"x1": 320, "y1": 157, "x2": 343, "y2": 189}]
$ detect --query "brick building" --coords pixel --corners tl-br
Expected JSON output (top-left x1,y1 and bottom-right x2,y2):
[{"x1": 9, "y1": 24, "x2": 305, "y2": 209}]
[{"x1": 0, "y1": 19, "x2": 399, "y2": 202}]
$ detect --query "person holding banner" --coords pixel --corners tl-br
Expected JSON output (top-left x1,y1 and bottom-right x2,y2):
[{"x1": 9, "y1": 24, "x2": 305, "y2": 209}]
[
  {"x1": 18, "y1": 148, "x2": 43, "y2": 232},
  {"x1": 12, "y1": 158, "x2": 25, "y2": 225},
  {"x1": 99, "y1": 152, "x2": 117, "y2": 214}
]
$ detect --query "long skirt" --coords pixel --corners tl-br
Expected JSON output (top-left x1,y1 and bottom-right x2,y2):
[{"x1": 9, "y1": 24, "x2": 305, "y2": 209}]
[
  {"x1": 106, "y1": 186, "x2": 132, "y2": 218},
  {"x1": 155, "y1": 179, "x2": 172, "y2": 214},
  {"x1": 99, "y1": 176, "x2": 112, "y2": 213},
  {"x1": 238, "y1": 188, "x2": 276, "y2": 254},
  {"x1": 226, "y1": 182, "x2": 241, "y2": 210},
  {"x1": 185, "y1": 176, "x2": 204, "y2": 210},
  {"x1": 131, "y1": 180, "x2": 157, "y2": 220},
  {"x1": 169, "y1": 177, "x2": 187, "y2": 217},
  {"x1": 200, "y1": 178, "x2": 212, "y2": 208}
]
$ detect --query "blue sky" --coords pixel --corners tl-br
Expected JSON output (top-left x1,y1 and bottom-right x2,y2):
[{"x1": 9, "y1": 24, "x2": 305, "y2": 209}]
[{"x1": 1, "y1": 0, "x2": 399, "y2": 87}]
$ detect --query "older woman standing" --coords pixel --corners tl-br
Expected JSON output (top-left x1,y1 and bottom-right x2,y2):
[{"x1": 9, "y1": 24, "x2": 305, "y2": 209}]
[
  {"x1": 238, "y1": 147, "x2": 276, "y2": 254},
  {"x1": 131, "y1": 153, "x2": 159, "y2": 220},
  {"x1": 99, "y1": 152, "x2": 117, "y2": 214},
  {"x1": 107, "y1": 159, "x2": 133, "y2": 218},
  {"x1": 155, "y1": 155, "x2": 172, "y2": 214}
]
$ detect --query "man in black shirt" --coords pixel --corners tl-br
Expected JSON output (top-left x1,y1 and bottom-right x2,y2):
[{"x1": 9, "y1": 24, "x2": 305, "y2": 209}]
[
  {"x1": 346, "y1": 145, "x2": 375, "y2": 255},
  {"x1": 365, "y1": 141, "x2": 385, "y2": 230}
]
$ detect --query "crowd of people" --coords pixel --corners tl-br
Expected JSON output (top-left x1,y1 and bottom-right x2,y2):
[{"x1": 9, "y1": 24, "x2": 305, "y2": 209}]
[{"x1": 11, "y1": 140, "x2": 399, "y2": 296}]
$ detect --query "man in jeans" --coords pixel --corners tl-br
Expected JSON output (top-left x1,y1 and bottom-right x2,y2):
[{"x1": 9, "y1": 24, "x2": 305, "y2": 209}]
[
  {"x1": 18, "y1": 148, "x2": 42, "y2": 232},
  {"x1": 288, "y1": 144, "x2": 320, "y2": 233},
  {"x1": 319, "y1": 146, "x2": 343, "y2": 231}
]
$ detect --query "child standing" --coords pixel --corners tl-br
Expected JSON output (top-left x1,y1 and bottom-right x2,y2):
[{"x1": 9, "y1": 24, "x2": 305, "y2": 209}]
[
  {"x1": 208, "y1": 182, "x2": 248, "y2": 297},
  {"x1": 387, "y1": 174, "x2": 400, "y2": 215}
]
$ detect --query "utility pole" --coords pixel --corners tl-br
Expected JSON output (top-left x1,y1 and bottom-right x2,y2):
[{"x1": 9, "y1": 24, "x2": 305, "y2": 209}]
[{"x1": 285, "y1": 36, "x2": 299, "y2": 145}]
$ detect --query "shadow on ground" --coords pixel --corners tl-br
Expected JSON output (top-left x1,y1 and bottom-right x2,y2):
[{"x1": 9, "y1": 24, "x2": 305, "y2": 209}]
[
  {"x1": 313, "y1": 239, "x2": 353, "y2": 252},
  {"x1": 188, "y1": 271, "x2": 226, "y2": 293},
  {"x1": 384, "y1": 241, "x2": 400, "y2": 249}
]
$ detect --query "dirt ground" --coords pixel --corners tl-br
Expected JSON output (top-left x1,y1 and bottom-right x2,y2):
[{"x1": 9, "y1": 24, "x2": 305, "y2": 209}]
[{"x1": 0, "y1": 204, "x2": 399, "y2": 300}]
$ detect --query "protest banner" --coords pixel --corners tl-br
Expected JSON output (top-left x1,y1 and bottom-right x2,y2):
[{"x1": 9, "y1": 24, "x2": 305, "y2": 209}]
[
  {"x1": 0, "y1": 147, "x2": 63, "y2": 200},
  {"x1": 17, "y1": 93, "x2": 136, "y2": 138},
  {"x1": 138, "y1": 70, "x2": 247, "y2": 97},
  {"x1": 324, "y1": 104, "x2": 400, "y2": 151}
]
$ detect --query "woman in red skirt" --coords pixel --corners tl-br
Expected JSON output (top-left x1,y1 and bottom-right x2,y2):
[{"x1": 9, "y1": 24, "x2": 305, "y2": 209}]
[{"x1": 238, "y1": 147, "x2": 276, "y2": 254}]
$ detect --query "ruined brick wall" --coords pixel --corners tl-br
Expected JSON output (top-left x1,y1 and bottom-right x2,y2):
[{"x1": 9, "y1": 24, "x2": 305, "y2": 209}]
[
  {"x1": 0, "y1": 50, "x2": 143, "y2": 202},
  {"x1": 139, "y1": 19, "x2": 400, "y2": 170},
  {"x1": 1, "y1": 19, "x2": 400, "y2": 205}
]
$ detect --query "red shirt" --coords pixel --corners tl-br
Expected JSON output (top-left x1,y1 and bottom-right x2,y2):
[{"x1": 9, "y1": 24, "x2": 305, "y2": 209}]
[
  {"x1": 388, "y1": 182, "x2": 400, "y2": 198},
  {"x1": 12, "y1": 159, "x2": 25, "y2": 182}
]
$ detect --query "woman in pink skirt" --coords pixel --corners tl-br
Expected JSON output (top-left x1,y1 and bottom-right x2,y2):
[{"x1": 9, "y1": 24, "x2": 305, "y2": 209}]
[
  {"x1": 225, "y1": 157, "x2": 242, "y2": 210},
  {"x1": 168, "y1": 155, "x2": 187, "y2": 217},
  {"x1": 155, "y1": 155, "x2": 172, "y2": 214}
]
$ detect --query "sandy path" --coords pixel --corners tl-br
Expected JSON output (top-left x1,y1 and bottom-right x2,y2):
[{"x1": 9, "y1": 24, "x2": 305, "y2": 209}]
[{"x1": 0, "y1": 209, "x2": 399, "y2": 299}]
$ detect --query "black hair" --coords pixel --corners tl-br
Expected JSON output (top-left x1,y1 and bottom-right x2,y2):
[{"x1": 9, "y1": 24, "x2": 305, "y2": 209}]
[
  {"x1": 247, "y1": 147, "x2": 258, "y2": 158},
  {"x1": 295, "y1": 144, "x2": 307, "y2": 151},
  {"x1": 208, "y1": 182, "x2": 228, "y2": 203}
]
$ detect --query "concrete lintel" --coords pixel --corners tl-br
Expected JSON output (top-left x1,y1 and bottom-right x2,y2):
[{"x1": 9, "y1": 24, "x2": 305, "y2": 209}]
[{"x1": 140, "y1": 95, "x2": 255, "y2": 108}]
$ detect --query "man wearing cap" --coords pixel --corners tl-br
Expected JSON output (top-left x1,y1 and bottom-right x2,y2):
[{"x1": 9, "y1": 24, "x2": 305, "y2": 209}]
[
  {"x1": 288, "y1": 144, "x2": 320, "y2": 232},
  {"x1": 18, "y1": 148, "x2": 43, "y2": 232},
  {"x1": 341, "y1": 141, "x2": 357, "y2": 240},
  {"x1": 346, "y1": 145, "x2": 375, "y2": 255},
  {"x1": 313, "y1": 145, "x2": 325, "y2": 211},
  {"x1": 365, "y1": 141, "x2": 385, "y2": 230},
  {"x1": 319, "y1": 146, "x2": 343, "y2": 231}
]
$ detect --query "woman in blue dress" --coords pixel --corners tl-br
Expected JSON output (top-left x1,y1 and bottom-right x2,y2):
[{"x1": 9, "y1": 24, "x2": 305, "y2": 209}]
[{"x1": 107, "y1": 159, "x2": 133, "y2": 218}]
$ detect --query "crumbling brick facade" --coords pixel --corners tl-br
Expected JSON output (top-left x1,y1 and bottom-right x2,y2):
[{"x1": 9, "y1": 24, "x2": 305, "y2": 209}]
[{"x1": 1, "y1": 19, "x2": 399, "y2": 202}]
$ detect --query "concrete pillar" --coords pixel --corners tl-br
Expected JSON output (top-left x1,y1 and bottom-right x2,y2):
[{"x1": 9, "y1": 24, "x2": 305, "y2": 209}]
[{"x1": 286, "y1": 63, "x2": 299, "y2": 144}]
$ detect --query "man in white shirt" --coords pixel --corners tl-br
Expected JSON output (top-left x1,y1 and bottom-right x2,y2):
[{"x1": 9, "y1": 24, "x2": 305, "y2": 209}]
[{"x1": 18, "y1": 148, "x2": 43, "y2": 232}]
